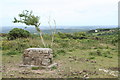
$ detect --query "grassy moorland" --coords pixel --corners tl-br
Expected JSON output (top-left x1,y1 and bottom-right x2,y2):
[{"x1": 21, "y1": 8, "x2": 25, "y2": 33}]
[{"x1": 1, "y1": 28, "x2": 119, "y2": 78}]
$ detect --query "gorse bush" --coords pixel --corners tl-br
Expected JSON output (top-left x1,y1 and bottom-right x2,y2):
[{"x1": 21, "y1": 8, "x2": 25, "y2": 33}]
[
  {"x1": 72, "y1": 32, "x2": 87, "y2": 39},
  {"x1": 7, "y1": 28, "x2": 31, "y2": 40},
  {"x1": 56, "y1": 32, "x2": 87, "y2": 40}
]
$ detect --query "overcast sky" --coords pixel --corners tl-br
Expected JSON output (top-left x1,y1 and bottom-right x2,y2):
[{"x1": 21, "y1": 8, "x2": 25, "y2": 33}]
[{"x1": 0, "y1": 0, "x2": 119, "y2": 26}]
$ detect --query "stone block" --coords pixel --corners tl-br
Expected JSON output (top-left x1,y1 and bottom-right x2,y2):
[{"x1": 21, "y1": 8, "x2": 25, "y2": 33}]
[{"x1": 23, "y1": 48, "x2": 53, "y2": 67}]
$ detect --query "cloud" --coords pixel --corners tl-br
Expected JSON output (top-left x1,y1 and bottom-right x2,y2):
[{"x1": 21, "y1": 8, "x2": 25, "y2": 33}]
[{"x1": 0, "y1": 0, "x2": 119, "y2": 26}]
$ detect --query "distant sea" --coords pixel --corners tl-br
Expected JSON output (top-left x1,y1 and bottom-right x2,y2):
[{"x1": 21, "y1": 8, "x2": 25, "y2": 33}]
[{"x1": 0, "y1": 25, "x2": 118, "y2": 34}]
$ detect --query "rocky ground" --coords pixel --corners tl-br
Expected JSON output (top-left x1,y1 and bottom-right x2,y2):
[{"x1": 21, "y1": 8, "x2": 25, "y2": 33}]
[{"x1": 2, "y1": 49, "x2": 119, "y2": 78}]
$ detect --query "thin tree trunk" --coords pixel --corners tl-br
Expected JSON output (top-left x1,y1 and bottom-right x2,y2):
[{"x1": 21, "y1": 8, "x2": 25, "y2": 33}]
[
  {"x1": 48, "y1": 16, "x2": 53, "y2": 47},
  {"x1": 35, "y1": 26, "x2": 46, "y2": 48},
  {"x1": 39, "y1": 31, "x2": 46, "y2": 48},
  {"x1": 51, "y1": 20, "x2": 56, "y2": 47},
  {"x1": 48, "y1": 17, "x2": 56, "y2": 47},
  {"x1": 51, "y1": 32, "x2": 54, "y2": 47}
]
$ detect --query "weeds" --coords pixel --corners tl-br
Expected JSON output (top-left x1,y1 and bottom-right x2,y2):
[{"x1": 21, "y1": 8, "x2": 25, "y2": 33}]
[
  {"x1": 51, "y1": 66, "x2": 57, "y2": 70},
  {"x1": 31, "y1": 67, "x2": 39, "y2": 70},
  {"x1": 88, "y1": 56, "x2": 95, "y2": 59},
  {"x1": 5, "y1": 50, "x2": 20, "y2": 55},
  {"x1": 89, "y1": 49, "x2": 112, "y2": 58}
]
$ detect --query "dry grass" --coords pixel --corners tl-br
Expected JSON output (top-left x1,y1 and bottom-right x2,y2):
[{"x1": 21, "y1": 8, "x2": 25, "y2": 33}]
[{"x1": 2, "y1": 47, "x2": 118, "y2": 78}]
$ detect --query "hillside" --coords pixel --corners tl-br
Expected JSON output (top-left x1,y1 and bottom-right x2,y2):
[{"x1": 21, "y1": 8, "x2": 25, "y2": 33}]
[
  {"x1": 1, "y1": 28, "x2": 119, "y2": 78},
  {"x1": 1, "y1": 26, "x2": 118, "y2": 34}
]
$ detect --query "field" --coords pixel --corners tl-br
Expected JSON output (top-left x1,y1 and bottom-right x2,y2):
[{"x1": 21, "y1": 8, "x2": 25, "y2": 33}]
[{"x1": 0, "y1": 28, "x2": 119, "y2": 78}]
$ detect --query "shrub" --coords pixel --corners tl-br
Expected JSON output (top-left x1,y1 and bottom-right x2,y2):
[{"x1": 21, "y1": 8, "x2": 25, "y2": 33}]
[
  {"x1": 2, "y1": 39, "x2": 29, "y2": 52},
  {"x1": 56, "y1": 49, "x2": 66, "y2": 55},
  {"x1": 68, "y1": 49, "x2": 75, "y2": 52},
  {"x1": 60, "y1": 42, "x2": 69, "y2": 48},
  {"x1": 51, "y1": 66, "x2": 57, "y2": 70},
  {"x1": 53, "y1": 49, "x2": 66, "y2": 57},
  {"x1": 89, "y1": 49, "x2": 113, "y2": 58},
  {"x1": 96, "y1": 50, "x2": 102, "y2": 56},
  {"x1": 0, "y1": 33, "x2": 8, "y2": 37},
  {"x1": 72, "y1": 32, "x2": 87, "y2": 39},
  {"x1": 31, "y1": 67, "x2": 39, "y2": 70},
  {"x1": 107, "y1": 56, "x2": 113, "y2": 58},
  {"x1": 7, "y1": 28, "x2": 31, "y2": 40},
  {"x1": 57, "y1": 32, "x2": 73, "y2": 39},
  {"x1": 88, "y1": 56, "x2": 95, "y2": 59},
  {"x1": 89, "y1": 52, "x2": 95, "y2": 55},
  {"x1": 103, "y1": 51, "x2": 112, "y2": 58},
  {"x1": 89, "y1": 50, "x2": 102, "y2": 56},
  {"x1": 103, "y1": 54, "x2": 108, "y2": 57},
  {"x1": 56, "y1": 32, "x2": 87, "y2": 40},
  {"x1": 2, "y1": 41, "x2": 11, "y2": 50}
]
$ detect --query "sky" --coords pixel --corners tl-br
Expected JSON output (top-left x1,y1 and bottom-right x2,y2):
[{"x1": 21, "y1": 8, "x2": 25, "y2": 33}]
[{"x1": 0, "y1": 0, "x2": 119, "y2": 26}]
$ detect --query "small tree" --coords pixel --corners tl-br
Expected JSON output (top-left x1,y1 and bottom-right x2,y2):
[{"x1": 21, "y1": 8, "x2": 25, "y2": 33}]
[
  {"x1": 48, "y1": 16, "x2": 56, "y2": 47},
  {"x1": 13, "y1": 10, "x2": 46, "y2": 47}
]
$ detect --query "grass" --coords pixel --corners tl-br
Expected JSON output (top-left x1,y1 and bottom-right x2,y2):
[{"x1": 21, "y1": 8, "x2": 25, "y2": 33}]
[
  {"x1": 5, "y1": 51, "x2": 20, "y2": 55},
  {"x1": 54, "y1": 49, "x2": 118, "y2": 78},
  {"x1": 1, "y1": 30, "x2": 118, "y2": 78},
  {"x1": 2, "y1": 44, "x2": 118, "y2": 78}
]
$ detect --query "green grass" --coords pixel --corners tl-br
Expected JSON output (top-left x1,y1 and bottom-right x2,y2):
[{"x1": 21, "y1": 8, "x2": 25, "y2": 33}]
[{"x1": 1, "y1": 30, "x2": 118, "y2": 78}]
